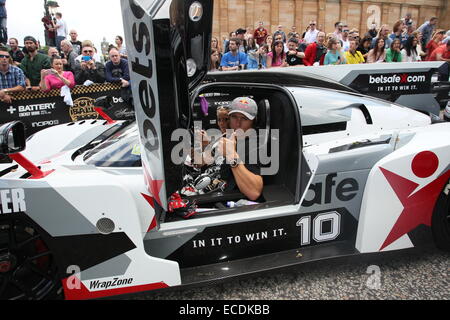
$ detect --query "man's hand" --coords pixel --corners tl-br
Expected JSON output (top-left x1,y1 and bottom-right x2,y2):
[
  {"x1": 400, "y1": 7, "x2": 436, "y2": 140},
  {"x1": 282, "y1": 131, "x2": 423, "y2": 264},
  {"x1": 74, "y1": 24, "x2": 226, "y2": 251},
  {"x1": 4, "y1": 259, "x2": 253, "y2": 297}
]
[
  {"x1": 120, "y1": 79, "x2": 130, "y2": 88},
  {"x1": 40, "y1": 69, "x2": 50, "y2": 79},
  {"x1": 0, "y1": 90, "x2": 13, "y2": 104},
  {"x1": 87, "y1": 60, "x2": 96, "y2": 70},
  {"x1": 217, "y1": 132, "x2": 238, "y2": 162}
]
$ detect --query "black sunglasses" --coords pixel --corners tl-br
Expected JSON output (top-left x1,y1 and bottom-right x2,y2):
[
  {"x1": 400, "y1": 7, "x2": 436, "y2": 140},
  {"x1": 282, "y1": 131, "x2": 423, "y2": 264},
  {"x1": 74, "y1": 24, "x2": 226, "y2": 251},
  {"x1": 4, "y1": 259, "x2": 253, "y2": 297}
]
[{"x1": 0, "y1": 54, "x2": 10, "y2": 58}]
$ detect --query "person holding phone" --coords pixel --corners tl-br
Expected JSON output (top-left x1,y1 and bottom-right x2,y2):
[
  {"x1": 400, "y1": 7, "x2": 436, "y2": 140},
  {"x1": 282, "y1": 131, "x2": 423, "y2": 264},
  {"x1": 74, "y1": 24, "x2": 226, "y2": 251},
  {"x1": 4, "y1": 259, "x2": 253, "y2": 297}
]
[
  {"x1": 39, "y1": 55, "x2": 75, "y2": 92},
  {"x1": 74, "y1": 45, "x2": 105, "y2": 85}
]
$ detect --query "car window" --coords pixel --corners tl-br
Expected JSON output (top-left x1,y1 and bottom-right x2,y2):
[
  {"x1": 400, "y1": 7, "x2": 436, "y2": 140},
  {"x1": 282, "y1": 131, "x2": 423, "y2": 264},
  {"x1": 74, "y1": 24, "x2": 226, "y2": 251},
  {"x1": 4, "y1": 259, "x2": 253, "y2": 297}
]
[{"x1": 84, "y1": 123, "x2": 141, "y2": 167}]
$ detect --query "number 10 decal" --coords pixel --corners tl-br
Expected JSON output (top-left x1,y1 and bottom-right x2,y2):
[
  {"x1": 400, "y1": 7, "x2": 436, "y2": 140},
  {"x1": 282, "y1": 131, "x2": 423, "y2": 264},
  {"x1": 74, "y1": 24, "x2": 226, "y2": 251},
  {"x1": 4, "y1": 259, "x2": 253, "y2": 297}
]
[{"x1": 296, "y1": 211, "x2": 341, "y2": 246}]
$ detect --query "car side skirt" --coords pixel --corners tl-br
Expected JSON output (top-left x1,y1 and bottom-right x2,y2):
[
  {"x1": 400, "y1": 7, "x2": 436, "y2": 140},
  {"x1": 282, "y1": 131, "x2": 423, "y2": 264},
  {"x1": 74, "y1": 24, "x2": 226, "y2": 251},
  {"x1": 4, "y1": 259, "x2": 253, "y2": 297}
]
[{"x1": 179, "y1": 241, "x2": 358, "y2": 286}]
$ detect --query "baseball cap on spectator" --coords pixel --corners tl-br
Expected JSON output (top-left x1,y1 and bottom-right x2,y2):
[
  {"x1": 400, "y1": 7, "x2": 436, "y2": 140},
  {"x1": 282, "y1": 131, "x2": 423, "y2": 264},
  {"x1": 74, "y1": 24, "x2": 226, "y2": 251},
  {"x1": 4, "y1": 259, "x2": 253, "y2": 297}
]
[
  {"x1": 235, "y1": 28, "x2": 247, "y2": 35},
  {"x1": 229, "y1": 97, "x2": 258, "y2": 120},
  {"x1": 24, "y1": 36, "x2": 37, "y2": 44}
]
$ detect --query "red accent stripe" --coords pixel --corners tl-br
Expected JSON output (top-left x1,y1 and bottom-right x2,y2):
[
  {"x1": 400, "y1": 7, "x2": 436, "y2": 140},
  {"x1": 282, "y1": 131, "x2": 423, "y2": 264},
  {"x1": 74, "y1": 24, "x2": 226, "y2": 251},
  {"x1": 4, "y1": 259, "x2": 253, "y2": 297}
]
[
  {"x1": 147, "y1": 216, "x2": 157, "y2": 232},
  {"x1": 141, "y1": 193, "x2": 157, "y2": 231},
  {"x1": 62, "y1": 277, "x2": 169, "y2": 300},
  {"x1": 141, "y1": 193, "x2": 155, "y2": 209},
  {"x1": 94, "y1": 107, "x2": 116, "y2": 124},
  {"x1": 9, "y1": 153, "x2": 54, "y2": 179}
]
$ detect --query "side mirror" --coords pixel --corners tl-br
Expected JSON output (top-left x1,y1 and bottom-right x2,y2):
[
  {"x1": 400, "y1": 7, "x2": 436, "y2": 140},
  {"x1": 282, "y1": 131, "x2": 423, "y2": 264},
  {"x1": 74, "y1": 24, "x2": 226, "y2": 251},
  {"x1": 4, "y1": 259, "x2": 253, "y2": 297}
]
[
  {"x1": 0, "y1": 121, "x2": 26, "y2": 155},
  {"x1": 94, "y1": 96, "x2": 114, "y2": 111}
]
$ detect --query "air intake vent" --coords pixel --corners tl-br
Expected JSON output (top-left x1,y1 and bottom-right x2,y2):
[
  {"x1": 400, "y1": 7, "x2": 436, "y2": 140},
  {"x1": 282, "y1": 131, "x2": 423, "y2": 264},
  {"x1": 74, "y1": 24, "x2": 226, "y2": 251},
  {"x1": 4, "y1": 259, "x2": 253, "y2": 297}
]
[{"x1": 96, "y1": 218, "x2": 115, "y2": 234}]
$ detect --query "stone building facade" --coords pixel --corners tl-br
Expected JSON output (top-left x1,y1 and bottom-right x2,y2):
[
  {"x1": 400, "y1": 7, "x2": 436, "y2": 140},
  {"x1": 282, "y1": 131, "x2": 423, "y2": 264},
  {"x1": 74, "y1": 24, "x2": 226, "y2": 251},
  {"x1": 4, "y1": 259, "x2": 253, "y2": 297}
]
[{"x1": 212, "y1": 0, "x2": 449, "y2": 41}]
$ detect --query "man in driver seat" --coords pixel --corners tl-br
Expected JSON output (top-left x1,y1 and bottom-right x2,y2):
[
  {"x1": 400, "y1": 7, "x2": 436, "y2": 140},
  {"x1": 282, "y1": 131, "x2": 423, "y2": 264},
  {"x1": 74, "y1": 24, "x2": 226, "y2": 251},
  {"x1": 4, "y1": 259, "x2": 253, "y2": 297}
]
[{"x1": 216, "y1": 97, "x2": 263, "y2": 201}]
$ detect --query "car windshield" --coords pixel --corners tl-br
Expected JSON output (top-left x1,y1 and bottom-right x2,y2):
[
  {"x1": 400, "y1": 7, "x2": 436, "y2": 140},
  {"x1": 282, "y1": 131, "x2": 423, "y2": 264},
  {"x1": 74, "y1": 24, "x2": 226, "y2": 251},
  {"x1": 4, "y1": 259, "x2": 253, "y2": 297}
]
[{"x1": 84, "y1": 122, "x2": 141, "y2": 167}]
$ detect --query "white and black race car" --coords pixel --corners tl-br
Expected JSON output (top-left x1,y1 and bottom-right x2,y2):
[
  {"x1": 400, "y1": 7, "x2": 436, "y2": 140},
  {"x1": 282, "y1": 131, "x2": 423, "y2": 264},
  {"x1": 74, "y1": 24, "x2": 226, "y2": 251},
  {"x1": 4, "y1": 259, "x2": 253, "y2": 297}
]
[{"x1": 0, "y1": 0, "x2": 449, "y2": 300}]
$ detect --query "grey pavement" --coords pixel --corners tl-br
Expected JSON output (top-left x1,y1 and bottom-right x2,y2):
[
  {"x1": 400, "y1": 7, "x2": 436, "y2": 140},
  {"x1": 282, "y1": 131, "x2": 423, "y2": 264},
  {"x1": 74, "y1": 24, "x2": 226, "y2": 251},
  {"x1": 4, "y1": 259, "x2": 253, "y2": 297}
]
[{"x1": 133, "y1": 245, "x2": 449, "y2": 300}]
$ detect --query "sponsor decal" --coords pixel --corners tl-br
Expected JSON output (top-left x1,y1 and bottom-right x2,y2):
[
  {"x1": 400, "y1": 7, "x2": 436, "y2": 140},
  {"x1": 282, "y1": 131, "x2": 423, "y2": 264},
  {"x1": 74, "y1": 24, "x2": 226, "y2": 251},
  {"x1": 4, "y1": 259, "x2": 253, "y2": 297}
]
[
  {"x1": 6, "y1": 106, "x2": 17, "y2": 114},
  {"x1": 89, "y1": 277, "x2": 133, "y2": 290},
  {"x1": 350, "y1": 72, "x2": 432, "y2": 95},
  {"x1": 379, "y1": 151, "x2": 450, "y2": 250},
  {"x1": 302, "y1": 173, "x2": 359, "y2": 207},
  {"x1": 112, "y1": 96, "x2": 124, "y2": 104},
  {"x1": 123, "y1": 0, "x2": 165, "y2": 208},
  {"x1": 114, "y1": 108, "x2": 135, "y2": 119},
  {"x1": 69, "y1": 97, "x2": 99, "y2": 122},
  {"x1": 31, "y1": 120, "x2": 60, "y2": 128},
  {"x1": 166, "y1": 208, "x2": 358, "y2": 268},
  {"x1": 368, "y1": 74, "x2": 426, "y2": 85},
  {"x1": 192, "y1": 228, "x2": 287, "y2": 249},
  {"x1": 8, "y1": 103, "x2": 57, "y2": 118},
  {"x1": 0, "y1": 189, "x2": 26, "y2": 214}
]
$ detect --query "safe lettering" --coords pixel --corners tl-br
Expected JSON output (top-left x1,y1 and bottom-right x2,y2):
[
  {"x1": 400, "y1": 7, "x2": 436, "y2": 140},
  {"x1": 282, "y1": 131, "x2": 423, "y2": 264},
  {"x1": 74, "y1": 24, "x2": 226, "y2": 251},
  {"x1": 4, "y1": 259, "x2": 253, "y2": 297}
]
[{"x1": 303, "y1": 173, "x2": 359, "y2": 207}]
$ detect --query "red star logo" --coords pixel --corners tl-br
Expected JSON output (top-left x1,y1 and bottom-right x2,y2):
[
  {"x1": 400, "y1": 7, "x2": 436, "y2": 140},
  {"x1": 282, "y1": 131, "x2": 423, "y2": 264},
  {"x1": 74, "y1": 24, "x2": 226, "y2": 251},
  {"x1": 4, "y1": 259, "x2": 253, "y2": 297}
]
[
  {"x1": 141, "y1": 193, "x2": 158, "y2": 231},
  {"x1": 379, "y1": 151, "x2": 450, "y2": 251},
  {"x1": 400, "y1": 73, "x2": 408, "y2": 83},
  {"x1": 142, "y1": 163, "x2": 164, "y2": 208}
]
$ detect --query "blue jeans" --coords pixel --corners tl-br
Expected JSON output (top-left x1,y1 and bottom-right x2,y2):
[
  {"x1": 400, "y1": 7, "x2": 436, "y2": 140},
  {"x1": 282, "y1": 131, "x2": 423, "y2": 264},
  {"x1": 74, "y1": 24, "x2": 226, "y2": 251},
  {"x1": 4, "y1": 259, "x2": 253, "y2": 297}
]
[{"x1": 56, "y1": 36, "x2": 66, "y2": 51}]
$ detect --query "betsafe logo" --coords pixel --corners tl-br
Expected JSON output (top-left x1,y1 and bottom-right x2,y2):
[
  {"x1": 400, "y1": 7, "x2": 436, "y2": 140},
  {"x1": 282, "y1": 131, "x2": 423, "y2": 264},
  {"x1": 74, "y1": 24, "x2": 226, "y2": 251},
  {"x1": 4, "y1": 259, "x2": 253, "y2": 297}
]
[{"x1": 369, "y1": 73, "x2": 426, "y2": 84}]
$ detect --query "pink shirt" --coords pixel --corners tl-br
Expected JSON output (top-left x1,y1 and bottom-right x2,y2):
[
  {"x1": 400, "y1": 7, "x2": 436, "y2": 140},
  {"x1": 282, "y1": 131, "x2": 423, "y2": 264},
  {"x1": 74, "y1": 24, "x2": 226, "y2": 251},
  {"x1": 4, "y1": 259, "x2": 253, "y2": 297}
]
[
  {"x1": 43, "y1": 71, "x2": 75, "y2": 92},
  {"x1": 267, "y1": 52, "x2": 285, "y2": 67}
]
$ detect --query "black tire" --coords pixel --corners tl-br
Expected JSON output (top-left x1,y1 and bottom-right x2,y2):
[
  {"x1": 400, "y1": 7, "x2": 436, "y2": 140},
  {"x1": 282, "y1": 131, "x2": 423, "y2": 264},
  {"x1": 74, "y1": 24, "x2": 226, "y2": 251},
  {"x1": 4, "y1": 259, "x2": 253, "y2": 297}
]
[
  {"x1": 431, "y1": 179, "x2": 450, "y2": 251},
  {"x1": 0, "y1": 213, "x2": 62, "y2": 300}
]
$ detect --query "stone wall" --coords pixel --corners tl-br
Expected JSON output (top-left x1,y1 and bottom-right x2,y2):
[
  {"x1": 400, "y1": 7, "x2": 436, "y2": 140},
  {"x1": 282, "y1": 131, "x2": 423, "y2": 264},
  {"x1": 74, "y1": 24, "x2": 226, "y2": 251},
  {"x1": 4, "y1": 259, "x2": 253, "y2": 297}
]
[{"x1": 212, "y1": 0, "x2": 449, "y2": 41}]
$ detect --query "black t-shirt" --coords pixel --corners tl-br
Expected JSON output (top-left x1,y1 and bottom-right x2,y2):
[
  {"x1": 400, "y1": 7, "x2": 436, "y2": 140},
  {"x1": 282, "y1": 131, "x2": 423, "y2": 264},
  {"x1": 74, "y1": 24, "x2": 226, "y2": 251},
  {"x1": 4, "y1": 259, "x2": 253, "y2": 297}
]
[
  {"x1": 9, "y1": 49, "x2": 25, "y2": 63},
  {"x1": 297, "y1": 42, "x2": 308, "y2": 52},
  {"x1": 286, "y1": 50, "x2": 303, "y2": 66},
  {"x1": 357, "y1": 46, "x2": 369, "y2": 56},
  {"x1": 315, "y1": 44, "x2": 327, "y2": 62}
]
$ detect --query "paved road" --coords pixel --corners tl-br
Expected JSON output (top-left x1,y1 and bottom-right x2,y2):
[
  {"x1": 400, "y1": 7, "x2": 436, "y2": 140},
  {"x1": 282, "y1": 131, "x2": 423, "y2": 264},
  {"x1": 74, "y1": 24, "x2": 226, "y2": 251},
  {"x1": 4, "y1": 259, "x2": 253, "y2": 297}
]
[{"x1": 133, "y1": 245, "x2": 449, "y2": 300}]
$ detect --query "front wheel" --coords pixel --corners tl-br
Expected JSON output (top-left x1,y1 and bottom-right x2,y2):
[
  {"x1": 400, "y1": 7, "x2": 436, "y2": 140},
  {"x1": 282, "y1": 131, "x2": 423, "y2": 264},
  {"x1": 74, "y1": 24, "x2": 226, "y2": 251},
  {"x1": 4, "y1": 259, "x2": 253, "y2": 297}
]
[
  {"x1": 0, "y1": 214, "x2": 61, "y2": 300},
  {"x1": 431, "y1": 180, "x2": 450, "y2": 251}
]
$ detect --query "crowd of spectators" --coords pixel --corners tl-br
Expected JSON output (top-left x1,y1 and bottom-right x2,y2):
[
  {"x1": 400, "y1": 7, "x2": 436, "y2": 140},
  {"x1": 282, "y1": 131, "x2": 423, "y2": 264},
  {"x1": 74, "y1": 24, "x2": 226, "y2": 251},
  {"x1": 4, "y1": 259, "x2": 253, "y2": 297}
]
[
  {"x1": 0, "y1": 11, "x2": 130, "y2": 104},
  {"x1": 210, "y1": 16, "x2": 450, "y2": 81},
  {"x1": 0, "y1": 11, "x2": 449, "y2": 105}
]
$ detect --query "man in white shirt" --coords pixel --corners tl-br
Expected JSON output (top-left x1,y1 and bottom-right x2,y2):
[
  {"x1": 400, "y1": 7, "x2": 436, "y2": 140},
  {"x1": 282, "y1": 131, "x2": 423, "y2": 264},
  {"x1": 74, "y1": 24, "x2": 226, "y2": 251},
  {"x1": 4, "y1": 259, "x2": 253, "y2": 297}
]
[
  {"x1": 341, "y1": 26, "x2": 350, "y2": 52},
  {"x1": 55, "y1": 12, "x2": 68, "y2": 52},
  {"x1": 333, "y1": 22, "x2": 343, "y2": 41},
  {"x1": 303, "y1": 21, "x2": 319, "y2": 44}
]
